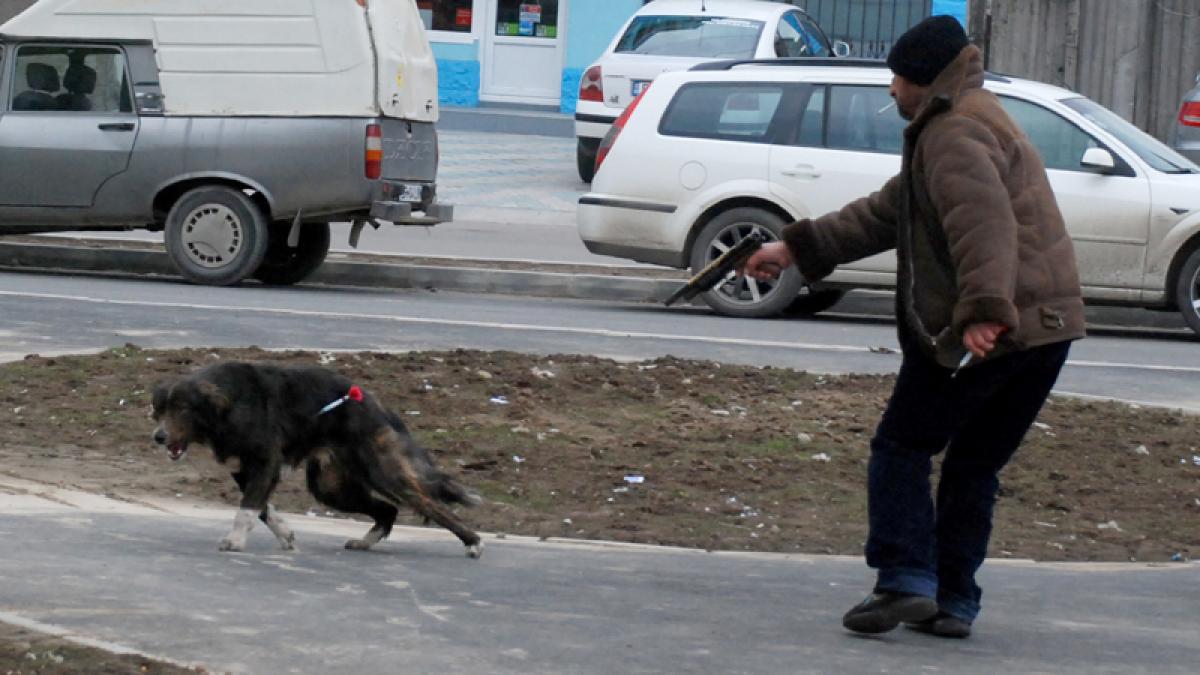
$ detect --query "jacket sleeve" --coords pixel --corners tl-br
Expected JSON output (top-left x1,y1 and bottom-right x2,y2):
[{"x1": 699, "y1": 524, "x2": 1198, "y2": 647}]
[
  {"x1": 921, "y1": 115, "x2": 1021, "y2": 334},
  {"x1": 780, "y1": 175, "x2": 901, "y2": 282}
]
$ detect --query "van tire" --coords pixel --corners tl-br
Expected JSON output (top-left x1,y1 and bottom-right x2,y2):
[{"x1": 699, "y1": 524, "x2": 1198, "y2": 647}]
[
  {"x1": 164, "y1": 187, "x2": 270, "y2": 286},
  {"x1": 689, "y1": 207, "x2": 805, "y2": 318},
  {"x1": 577, "y1": 138, "x2": 599, "y2": 183},
  {"x1": 1174, "y1": 245, "x2": 1200, "y2": 336},
  {"x1": 253, "y1": 221, "x2": 331, "y2": 286}
]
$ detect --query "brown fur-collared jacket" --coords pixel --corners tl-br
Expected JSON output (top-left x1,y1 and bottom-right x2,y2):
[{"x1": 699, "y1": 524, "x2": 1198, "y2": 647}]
[{"x1": 781, "y1": 45, "x2": 1085, "y2": 368}]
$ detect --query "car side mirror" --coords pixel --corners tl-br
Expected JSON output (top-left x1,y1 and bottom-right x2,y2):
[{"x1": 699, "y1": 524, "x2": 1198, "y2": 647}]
[
  {"x1": 833, "y1": 41, "x2": 851, "y2": 58},
  {"x1": 1080, "y1": 147, "x2": 1116, "y2": 173}
]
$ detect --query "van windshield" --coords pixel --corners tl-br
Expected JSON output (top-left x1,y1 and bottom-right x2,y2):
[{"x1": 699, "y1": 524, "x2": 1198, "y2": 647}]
[
  {"x1": 1062, "y1": 97, "x2": 1200, "y2": 174},
  {"x1": 616, "y1": 16, "x2": 765, "y2": 58}
]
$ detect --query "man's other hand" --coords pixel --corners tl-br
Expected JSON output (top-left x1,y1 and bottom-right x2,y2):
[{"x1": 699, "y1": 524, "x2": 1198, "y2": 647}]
[
  {"x1": 963, "y1": 322, "x2": 1008, "y2": 358},
  {"x1": 741, "y1": 241, "x2": 794, "y2": 281}
]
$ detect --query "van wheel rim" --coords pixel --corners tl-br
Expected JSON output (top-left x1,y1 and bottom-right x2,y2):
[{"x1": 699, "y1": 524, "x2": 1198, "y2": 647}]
[
  {"x1": 181, "y1": 204, "x2": 243, "y2": 269},
  {"x1": 706, "y1": 222, "x2": 779, "y2": 305}
]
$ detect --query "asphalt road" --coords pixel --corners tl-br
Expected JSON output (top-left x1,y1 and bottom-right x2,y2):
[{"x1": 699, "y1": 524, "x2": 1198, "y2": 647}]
[
  {"x1": 0, "y1": 270, "x2": 1197, "y2": 410},
  {"x1": 2, "y1": 480, "x2": 1197, "y2": 675}
]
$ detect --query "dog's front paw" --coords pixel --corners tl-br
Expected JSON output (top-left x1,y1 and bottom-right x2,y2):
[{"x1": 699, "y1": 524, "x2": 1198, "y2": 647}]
[
  {"x1": 278, "y1": 536, "x2": 296, "y2": 552},
  {"x1": 465, "y1": 542, "x2": 483, "y2": 559},
  {"x1": 344, "y1": 538, "x2": 372, "y2": 551},
  {"x1": 218, "y1": 537, "x2": 244, "y2": 552}
]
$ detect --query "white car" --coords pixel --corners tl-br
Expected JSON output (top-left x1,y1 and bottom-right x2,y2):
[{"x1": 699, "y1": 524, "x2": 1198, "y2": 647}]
[
  {"x1": 574, "y1": 0, "x2": 843, "y2": 182},
  {"x1": 577, "y1": 58, "x2": 1200, "y2": 336}
]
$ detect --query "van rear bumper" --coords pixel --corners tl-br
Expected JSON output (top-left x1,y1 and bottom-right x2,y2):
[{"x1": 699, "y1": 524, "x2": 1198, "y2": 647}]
[
  {"x1": 371, "y1": 199, "x2": 453, "y2": 224},
  {"x1": 371, "y1": 179, "x2": 453, "y2": 225}
]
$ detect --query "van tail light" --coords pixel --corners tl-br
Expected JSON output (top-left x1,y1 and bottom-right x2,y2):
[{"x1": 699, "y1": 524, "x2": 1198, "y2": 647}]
[
  {"x1": 1180, "y1": 102, "x2": 1200, "y2": 128},
  {"x1": 594, "y1": 85, "x2": 650, "y2": 175},
  {"x1": 365, "y1": 123, "x2": 383, "y2": 180},
  {"x1": 579, "y1": 65, "x2": 603, "y2": 103}
]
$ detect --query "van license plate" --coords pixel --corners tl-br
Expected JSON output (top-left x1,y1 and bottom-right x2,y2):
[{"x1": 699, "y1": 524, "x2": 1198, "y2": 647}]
[
  {"x1": 396, "y1": 183, "x2": 423, "y2": 203},
  {"x1": 631, "y1": 80, "x2": 649, "y2": 97}
]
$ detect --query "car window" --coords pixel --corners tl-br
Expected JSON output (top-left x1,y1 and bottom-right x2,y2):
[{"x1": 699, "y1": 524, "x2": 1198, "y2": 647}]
[
  {"x1": 615, "y1": 16, "x2": 765, "y2": 58},
  {"x1": 1062, "y1": 96, "x2": 1199, "y2": 174},
  {"x1": 998, "y1": 96, "x2": 1099, "y2": 172},
  {"x1": 660, "y1": 83, "x2": 787, "y2": 143},
  {"x1": 827, "y1": 85, "x2": 905, "y2": 154},
  {"x1": 10, "y1": 45, "x2": 132, "y2": 114},
  {"x1": 774, "y1": 11, "x2": 830, "y2": 57}
]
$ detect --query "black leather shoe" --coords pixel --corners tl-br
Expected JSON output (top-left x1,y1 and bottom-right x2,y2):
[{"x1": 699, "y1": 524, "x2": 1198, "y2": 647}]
[
  {"x1": 842, "y1": 592, "x2": 938, "y2": 634},
  {"x1": 905, "y1": 611, "x2": 972, "y2": 638}
]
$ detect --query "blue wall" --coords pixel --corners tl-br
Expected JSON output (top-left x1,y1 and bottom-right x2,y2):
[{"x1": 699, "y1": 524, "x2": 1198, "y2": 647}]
[
  {"x1": 931, "y1": 0, "x2": 968, "y2": 26},
  {"x1": 432, "y1": 42, "x2": 481, "y2": 107},
  {"x1": 561, "y1": 0, "x2": 642, "y2": 113}
]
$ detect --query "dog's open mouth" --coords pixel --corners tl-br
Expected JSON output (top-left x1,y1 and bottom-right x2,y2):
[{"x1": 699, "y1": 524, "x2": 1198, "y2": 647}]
[{"x1": 167, "y1": 442, "x2": 188, "y2": 461}]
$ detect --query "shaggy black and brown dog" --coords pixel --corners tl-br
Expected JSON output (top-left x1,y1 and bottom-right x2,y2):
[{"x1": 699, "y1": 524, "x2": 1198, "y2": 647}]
[{"x1": 151, "y1": 361, "x2": 482, "y2": 558}]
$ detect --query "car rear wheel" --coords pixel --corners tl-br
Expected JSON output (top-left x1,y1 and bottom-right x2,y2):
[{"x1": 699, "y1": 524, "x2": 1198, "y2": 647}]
[
  {"x1": 164, "y1": 186, "x2": 269, "y2": 286},
  {"x1": 1174, "y1": 245, "x2": 1200, "y2": 336},
  {"x1": 689, "y1": 207, "x2": 805, "y2": 318},
  {"x1": 577, "y1": 138, "x2": 599, "y2": 183},
  {"x1": 253, "y1": 221, "x2": 331, "y2": 286}
]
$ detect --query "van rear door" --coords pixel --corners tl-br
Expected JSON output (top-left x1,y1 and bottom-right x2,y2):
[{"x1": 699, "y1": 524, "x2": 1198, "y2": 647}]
[{"x1": 367, "y1": 0, "x2": 438, "y2": 123}]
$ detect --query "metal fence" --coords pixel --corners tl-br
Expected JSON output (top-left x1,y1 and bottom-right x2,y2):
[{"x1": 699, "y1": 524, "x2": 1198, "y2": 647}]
[
  {"x1": 786, "y1": 0, "x2": 932, "y2": 58},
  {"x1": 981, "y1": 0, "x2": 1200, "y2": 142}
]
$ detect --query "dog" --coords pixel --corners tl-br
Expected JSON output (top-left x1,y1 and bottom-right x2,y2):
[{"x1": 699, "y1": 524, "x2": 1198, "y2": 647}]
[{"x1": 150, "y1": 361, "x2": 483, "y2": 558}]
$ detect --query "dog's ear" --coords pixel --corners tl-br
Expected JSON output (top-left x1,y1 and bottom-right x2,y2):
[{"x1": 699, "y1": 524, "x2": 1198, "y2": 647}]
[
  {"x1": 196, "y1": 380, "x2": 231, "y2": 413},
  {"x1": 150, "y1": 379, "x2": 175, "y2": 416}
]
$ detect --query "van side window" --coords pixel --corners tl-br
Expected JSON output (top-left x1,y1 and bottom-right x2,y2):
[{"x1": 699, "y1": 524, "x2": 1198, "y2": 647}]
[
  {"x1": 826, "y1": 85, "x2": 905, "y2": 154},
  {"x1": 999, "y1": 96, "x2": 1098, "y2": 172},
  {"x1": 10, "y1": 45, "x2": 132, "y2": 114},
  {"x1": 660, "y1": 83, "x2": 787, "y2": 143}
]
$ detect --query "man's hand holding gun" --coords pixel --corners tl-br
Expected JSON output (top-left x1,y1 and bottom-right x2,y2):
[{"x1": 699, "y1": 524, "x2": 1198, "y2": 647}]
[{"x1": 664, "y1": 233, "x2": 796, "y2": 306}]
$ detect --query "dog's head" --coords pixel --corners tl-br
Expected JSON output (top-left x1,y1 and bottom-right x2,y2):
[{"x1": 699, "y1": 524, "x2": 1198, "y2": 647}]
[{"x1": 150, "y1": 376, "x2": 229, "y2": 461}]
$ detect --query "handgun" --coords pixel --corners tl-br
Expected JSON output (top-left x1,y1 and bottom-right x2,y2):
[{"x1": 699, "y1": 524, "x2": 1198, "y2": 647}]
[{"x1": 664, "y1": 231, "x2": 766, "y2": 306}]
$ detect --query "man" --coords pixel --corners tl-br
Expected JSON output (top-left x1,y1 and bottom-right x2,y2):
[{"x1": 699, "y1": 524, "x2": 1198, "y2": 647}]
[{"x1": 741, "y1": 15, "x2": 1085, "y2": 638}]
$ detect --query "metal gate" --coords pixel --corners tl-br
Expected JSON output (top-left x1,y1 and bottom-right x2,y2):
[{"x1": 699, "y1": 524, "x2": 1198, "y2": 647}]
[{"x1": 786, "y1": 0, "x2": 932, "y2": 58}]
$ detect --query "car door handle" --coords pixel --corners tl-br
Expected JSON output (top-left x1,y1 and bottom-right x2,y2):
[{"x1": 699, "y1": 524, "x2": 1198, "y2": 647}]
[
  {"x1": 98, "y1": 122, "x2": 136, "y2": 132},
  {"x1": 781, "y1": 165, "x2": 821, "y2": 179}
]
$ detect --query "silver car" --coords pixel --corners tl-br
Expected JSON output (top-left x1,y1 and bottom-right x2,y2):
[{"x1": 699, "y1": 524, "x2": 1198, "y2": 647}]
[{"x1": 1171, "y1": 71, "x2": 1200, "y2": 165}]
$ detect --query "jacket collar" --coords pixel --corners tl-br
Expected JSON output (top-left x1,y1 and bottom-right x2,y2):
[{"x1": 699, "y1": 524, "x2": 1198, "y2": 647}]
[{"x1": 905, "y1": 45, "x2": 986, "y2": 138}]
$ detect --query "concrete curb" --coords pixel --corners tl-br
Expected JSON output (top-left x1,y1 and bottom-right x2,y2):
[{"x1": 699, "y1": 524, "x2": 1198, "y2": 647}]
[{"x1": 0, "y1": 241, "x2": 681, "y2": 304}]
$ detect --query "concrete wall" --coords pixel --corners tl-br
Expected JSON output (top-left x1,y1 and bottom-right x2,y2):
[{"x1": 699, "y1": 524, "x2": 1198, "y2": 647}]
[{"x1": 982, "y1": 0, "x2": 1200, "y2": 141}]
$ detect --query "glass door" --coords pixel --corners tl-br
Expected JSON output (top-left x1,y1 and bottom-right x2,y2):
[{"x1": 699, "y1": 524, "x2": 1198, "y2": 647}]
[{"x1": 481, "y1": 0, "x2": 564, "y2": 104}]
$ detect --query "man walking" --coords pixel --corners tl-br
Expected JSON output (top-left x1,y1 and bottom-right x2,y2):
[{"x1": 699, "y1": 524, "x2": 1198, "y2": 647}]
[{"x1": 741, "y1": 15, "x2": 1085, "y2": 638}]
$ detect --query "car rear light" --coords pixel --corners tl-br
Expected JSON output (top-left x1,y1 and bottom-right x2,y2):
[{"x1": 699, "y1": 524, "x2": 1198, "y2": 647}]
[
  {"x1": 579, "y1": 65, "x2": 603, "y2": 103},
  {"x1": 365, "y1": 123, "x2": 382, "y2": 180},
  {"x1": 594, "y1": 85, "x2": 650, "y2": 175},
  {"x1": 1180, "y1": 102, "x2": 1200, "y2": 127}
]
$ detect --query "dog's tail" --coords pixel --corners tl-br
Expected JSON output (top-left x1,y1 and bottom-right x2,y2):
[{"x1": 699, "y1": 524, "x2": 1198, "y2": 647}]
[{"x1": 427, "y1": 473, "x2": 483, "y2": 508}]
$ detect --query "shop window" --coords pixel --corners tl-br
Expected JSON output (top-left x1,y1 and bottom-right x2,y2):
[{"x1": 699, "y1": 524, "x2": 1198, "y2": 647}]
[
  {"x1": 495, "y1": 1, "x2": 559, "y2": 38},
  {"x1": 418, "y1": 0, "x2": 474, "y2": 33}
]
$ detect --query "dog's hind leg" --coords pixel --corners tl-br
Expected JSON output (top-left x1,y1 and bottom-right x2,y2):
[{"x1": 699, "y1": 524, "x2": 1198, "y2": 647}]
[{"x1": 306, "y1": 452, "x2": 398, "y2": 551}]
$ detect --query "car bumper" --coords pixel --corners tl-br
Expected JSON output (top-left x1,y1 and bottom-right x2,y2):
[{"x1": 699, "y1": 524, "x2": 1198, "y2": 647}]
[
  {"x1": 575, "y1": 112, "x2": 618, "y2": 141},
  {"x1": 577, "y1": 193, "x2": 686, "y2": 268}
]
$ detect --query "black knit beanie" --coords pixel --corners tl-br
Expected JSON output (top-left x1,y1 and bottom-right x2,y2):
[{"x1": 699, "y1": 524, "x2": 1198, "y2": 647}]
[{"x1": 886, "y1": 15, "x2": 969, "y2": 86}]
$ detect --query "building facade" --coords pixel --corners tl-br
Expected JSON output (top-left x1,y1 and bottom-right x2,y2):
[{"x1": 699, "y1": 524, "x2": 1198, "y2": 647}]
[{"x1": 422, "y1": 0, "x2": 968, "y2": 114}]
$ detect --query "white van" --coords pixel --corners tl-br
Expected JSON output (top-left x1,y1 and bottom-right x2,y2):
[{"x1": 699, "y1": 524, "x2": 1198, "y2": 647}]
[{"x1": 0, "y1": 0, "x2": 451, "y2": 286}]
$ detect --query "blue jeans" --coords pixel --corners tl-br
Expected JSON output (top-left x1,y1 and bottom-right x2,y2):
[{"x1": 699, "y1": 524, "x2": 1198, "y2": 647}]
[{"x1": 866, "y1": 341, "x2": 1071, "y2": 623}]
